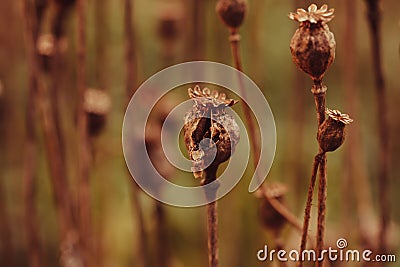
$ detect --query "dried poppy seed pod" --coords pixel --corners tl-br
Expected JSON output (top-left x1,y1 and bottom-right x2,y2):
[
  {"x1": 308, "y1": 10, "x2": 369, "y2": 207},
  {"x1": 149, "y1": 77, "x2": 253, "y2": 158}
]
[
  {"x1": 183, "y1": 85, "x2": 240, "y2": 183},
  {"x1": 289, "y1": 4, "x2": 336, "y2": 82},
  {"x1": 318, "y1": 109, "x2": 353, "y2": 152},
  {"x1": 83, "y1": 88, "x2": 112, "y2": 137},
  {"x1": 257, "y1": 183, "x2": 288, "y2": 232},
  {"x1": 216, "y1": 0, "x2": 247, "y2": 30}
]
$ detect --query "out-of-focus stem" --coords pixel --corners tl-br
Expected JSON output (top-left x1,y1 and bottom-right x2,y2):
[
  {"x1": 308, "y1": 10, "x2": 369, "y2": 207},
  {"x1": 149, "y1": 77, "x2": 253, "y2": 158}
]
[
  {"x1": 343, "y1": 0, "x2": 376, "y2": 250},
  {"x1": 365, "y1": 0, "x2": 390, "y2": 257},
  {"x1": 124, "y1": 1, "x2": 148, "y2": 266},
  {"x1": 77, "y1": 0, "x2": 92, "y2": 265}
]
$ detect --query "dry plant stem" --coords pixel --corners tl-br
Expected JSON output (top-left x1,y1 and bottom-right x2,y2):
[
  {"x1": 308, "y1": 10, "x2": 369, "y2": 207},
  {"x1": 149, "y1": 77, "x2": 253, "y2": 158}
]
[
  {"x1": 316, "y1": 154, "x2": 327, "y2": 267},
  {"x1": 204, "y1": 168, "x2": 219, "y2": 267},
  {"x1": 0, "y1": 180, "x2": 15, "y2": 267},
  {"x1": 124, "y1": 1, "x2": 148, "y2": 266},
  {"x1": 0, "y1": 190, "x2": 13, "y2": 266},
  {"x1": 299, "y1": 153, "x2": 322, "y2": 267},
  {"x1": 365, "y1": 0, "x2": 390, "y2": 256},
  {"x1": 23, "y1": 58, "x2": 45, "y2": 267},
  {"x1": 130, "y1": 184, "x2": 148, "y2": 267},
  {"x1": 77, "y1": 0, "x2": 92, "y2": 265},
  {"x1": 155, "y1": 201, "x2": 168, "y2": 267},
  {"x1": 313, "y1": 85, "x2": 327, "y2": 267},
  {"x1": 228, "y1": 28, "x2": 261, "y2": 180},
  {"x1": 124, "y1": 0, "x2": 137, "y2": 99},
  {"x1": 22, "y1": 0, "x2": 73, "y2": 236},
  {"x1": 343, "y1": 1, "x2": 376, "y2": 250}
]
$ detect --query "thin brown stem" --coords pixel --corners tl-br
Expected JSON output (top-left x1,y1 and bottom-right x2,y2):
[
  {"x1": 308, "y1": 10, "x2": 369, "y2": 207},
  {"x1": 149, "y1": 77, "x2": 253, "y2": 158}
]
[
  {"x1": 228, "y1": 28, "x2": 261, "y2": 182},
  {"x1": 124, "y1": 0, "x2": 137, "y2": 99},
  {"x1": 23, "y1": 54, "x2": 45, "y2": 267},
  {"x1": 299, "y1": 153, "x2": 322, "y2": 267},
  {"x1": 316, "y1": 154, "x2": 327, "y2": 267},
  {"x1": 365, "y1": 0, "x2": 390, "y2": 257},
  {"x1": 124, "y1": 1, "x2": 148, "y2": 266},
  {"x1": 22, "y1": 0, "x2": 73, "y2": 237},
  {"x1": 204, "y1": 168, "x2": 219, "y2": 267},
  {"x1": 207, "y1": 201, "x2": 218, "y2": 267},
  {"x1": 77, "y1": 0, "x2": 92, "y2": 265},
  {"x1": 0, "y1": 179, "x2": 15, "y2": 267},
  {"x1": 344, "y1": 0, "x2": 376, "y2": 250},
  {"x1": 155, "y1": 201, "x2": 169, "y2": 267}
]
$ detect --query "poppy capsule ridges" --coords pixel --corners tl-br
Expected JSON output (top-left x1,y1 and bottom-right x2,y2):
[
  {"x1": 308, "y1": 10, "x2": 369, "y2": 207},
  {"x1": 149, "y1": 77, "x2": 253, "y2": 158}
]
[
  {"x1": 317, "y1": 108, "x2": 353, "y2": 152},
  {"x1": 216, "y1": 0, "x2": 248, "y2": 30},
  {"x1": 289, "y1": 4, "x2": 336, "y2": 82}
]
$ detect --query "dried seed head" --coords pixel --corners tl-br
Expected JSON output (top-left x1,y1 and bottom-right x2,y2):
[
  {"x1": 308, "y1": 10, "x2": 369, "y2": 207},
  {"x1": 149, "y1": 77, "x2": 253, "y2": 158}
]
[
  {"x1": 318, "y1": 108, "x2": 353, "y2": 152},
  {"x1": 257, "y1": 183, "x2": 288, "y2": 232},
  {"x1": 216, "y1": 0, "x2": 247, "y2": 30},
  {"x1": 183, "y1": 85, "x2": 240, "y2": 181},
  {"x1": 83, "y1": 88, "x2": 112, "y2": 136},
  {"x1": 289, "y1": 4, "x2": 336, "y2": 82}
]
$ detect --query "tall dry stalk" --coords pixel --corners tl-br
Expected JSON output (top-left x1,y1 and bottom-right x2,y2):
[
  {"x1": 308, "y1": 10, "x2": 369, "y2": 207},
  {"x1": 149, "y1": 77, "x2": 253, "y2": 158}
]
[
  {"x1": 76, "y1": 0, "x2": 92, "y2": 265},
  {"x1": 124, "y1": 1, "x2": 149, "y2": 266},
  {"x1": 22, "y1": 32, "x2": 45, "y2": 266},
  {"x1": 22, "y1": 0, "x2": 74, "y2": 240},
  {"x1": 343, "y1": 0, "x2": 377, "y2": 251},
  {"x1": 288, "y1": 5, "x2": 355, "y2": 267},
  {"x1": 364, "y1": 0, "x2": 390, "y2": 257},
  {"x1": 0, "y1": 178, "x2": 15, "y2": 267},
  {"x1": 183, "y1": 86, "x2": 240, "y2": 267},
  {"x1": 22, "y1": 1, "x2": 80, "y2": 267}
]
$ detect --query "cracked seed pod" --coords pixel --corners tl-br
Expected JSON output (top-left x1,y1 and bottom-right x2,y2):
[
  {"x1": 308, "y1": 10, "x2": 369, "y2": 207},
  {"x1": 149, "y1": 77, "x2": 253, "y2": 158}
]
[
  {"x1": 289, "y1": 4, "x2": 336, "y2": 82},
  {"x1": 318, "y1": 109, "x2": 353, "y2": 152},
  {"x1": 183, "y1": 85, "x2": 240, "y2": 182},
  {"x1": 83, "y1": 88, "x2": 112, "y2": 137},
  {"x1": 216, "y1": 0, "x2": 247, "y2": 30},
  {"x1": 257, "y1": 183, "x2": 288, "y2": 232}
]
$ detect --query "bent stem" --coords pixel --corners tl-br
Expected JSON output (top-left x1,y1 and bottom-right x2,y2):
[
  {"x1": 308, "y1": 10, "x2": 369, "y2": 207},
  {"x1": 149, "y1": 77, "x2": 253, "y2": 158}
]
[{"x1": 204, "y1": 167, "x2": 219, "y2": 267}]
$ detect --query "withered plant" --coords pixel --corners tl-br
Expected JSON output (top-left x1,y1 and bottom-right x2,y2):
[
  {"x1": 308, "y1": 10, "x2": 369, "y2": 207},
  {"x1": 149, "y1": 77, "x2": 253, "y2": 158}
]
[
  {"x1": 183, "y1": 85, "x2": 240, "y2": 267},
  {"x1": 289, "y1": 4, "x2": 353, "y2": 267}
]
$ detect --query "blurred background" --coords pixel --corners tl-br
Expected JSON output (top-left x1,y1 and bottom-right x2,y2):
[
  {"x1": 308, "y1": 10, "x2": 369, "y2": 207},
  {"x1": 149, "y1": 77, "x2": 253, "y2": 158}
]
[{"x1": 0, "y1": 0, "x2": 399, "y2": 266}]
